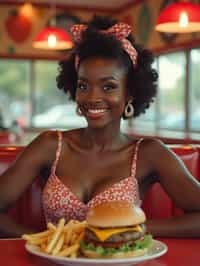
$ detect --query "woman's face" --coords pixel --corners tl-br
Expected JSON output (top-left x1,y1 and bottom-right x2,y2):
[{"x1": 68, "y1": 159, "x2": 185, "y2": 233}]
[{"x1": 76, "y1": 57, "x2": 128, "y2": 129}]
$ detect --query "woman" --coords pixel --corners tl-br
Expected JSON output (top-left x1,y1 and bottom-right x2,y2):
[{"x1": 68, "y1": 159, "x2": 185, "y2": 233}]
[{"x1": 0, "y1": 15, "x2": 200, "y2": 238}]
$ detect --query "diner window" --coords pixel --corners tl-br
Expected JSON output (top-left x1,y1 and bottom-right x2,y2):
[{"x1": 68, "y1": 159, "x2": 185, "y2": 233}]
[
  {"x1": 0, "y1": 59, "x2": 86, "y2": 130},
  {"x1": 32, "y1": 60, "x2": 86, "y2": 129},
  {"x1": 133, "y1": 101, "x2": 157, "y2": 134},
  {"x1": 158, "y1": 52, "x2": 186, "y2": 131},
  {"x1": 33, "y1": 61, "x2": 67, "y2": 128},
  {"x1": 34, "y1": 61, "x2": 64, "y2": 115},
  {"x1": 0, "y1": 47, "x2": 200, "y2": 136},
  {"x1": 189, "y1": 49, "x2": 200, "y2": 131},
  {"x1": 0, "y1": 59, "x2": 30, "y2": 128},
  {"x1": 132, "y1": 60, "x2": 158, "y2": 134}
]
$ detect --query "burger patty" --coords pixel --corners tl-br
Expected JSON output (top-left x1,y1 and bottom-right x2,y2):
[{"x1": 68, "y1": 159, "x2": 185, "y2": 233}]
[{"x1": 84, "y1": 224, "x2": 146, "y2": 244}]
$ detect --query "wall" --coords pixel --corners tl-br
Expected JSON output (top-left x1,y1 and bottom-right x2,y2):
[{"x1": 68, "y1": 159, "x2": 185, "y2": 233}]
[
  {"x1": 0, "y1": 3, "x2": 109, "y2": 59},
  {"x1": 116, "y1": 0, "x2": 200, "y2": 53},
  {"x1": 0, "y1": 0, "x2": 200, "y2": 59}
]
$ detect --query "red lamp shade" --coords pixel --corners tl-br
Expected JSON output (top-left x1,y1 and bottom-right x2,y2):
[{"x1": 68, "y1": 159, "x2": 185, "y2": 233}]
[
  {"x1": 155, "y1": 2, "x2": 200, "y2": 33},
  {"x1": 33, "y1": 26, "x2": 73, "y2": 50}
]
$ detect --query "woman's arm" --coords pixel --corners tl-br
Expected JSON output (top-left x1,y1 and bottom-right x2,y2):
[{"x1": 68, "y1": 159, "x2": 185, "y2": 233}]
[
  {"x1": 145, "y1": 140, "x2": 200, "y2": 238},
  {"x1": 0, "y1": 213, "x2": 37, "y2": 238},
  {"x1": 0, "y1": 130, "x2": 57, "y2": 237},
  {"x1": 146, "y1": 212, "x2": 200, "y2": 238}
]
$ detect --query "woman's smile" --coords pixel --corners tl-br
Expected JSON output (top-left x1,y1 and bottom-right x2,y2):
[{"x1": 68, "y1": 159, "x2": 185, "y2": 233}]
[{"x1": 86, "y1": 108, "x2": 109, "y2": 119}]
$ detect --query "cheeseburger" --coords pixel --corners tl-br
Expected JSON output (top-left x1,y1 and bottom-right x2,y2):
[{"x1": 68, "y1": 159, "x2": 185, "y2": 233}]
[{"x1": 80, "y1": 201, "x2": 152, "y2": 258}]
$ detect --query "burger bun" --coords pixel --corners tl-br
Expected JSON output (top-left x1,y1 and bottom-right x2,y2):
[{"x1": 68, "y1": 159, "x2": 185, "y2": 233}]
[
  {"x1": 86, "y1": 201, "x2": 146, "y2": 228},
  {"x1": 81, "y1": 247, "x2": 148, "y2": 259}
]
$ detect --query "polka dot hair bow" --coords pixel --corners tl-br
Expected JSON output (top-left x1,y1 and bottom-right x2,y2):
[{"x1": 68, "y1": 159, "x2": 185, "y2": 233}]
[{"x1": 70, "y1": 22, "x2": 138, "y2": 69}]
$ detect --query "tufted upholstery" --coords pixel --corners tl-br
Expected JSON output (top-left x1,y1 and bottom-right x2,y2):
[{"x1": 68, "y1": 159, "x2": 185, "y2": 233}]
[{"x1": 0, "y1": 145, "x2": 199, "y2": 230}]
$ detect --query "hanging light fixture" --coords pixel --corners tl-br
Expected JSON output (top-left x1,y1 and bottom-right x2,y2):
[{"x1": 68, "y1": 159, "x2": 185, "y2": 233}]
[
  {"x1": 33, "y1": 1, "x2": 73, "y2": 50},
  {"x1": 155, "y1": 2, "x2": 200, "y2": 33},
  {"x1": 33, "y1": 26, "x2": 73, "y2": 50}
]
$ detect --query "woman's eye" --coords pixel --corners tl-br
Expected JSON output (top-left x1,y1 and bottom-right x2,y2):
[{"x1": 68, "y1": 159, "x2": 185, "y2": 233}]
[
  {"x1": 77, "y1": 83, "x2": 87, "y2": 91},
  {"x1": 103, "y1": 84, "x2": 117, "y2": 91}
]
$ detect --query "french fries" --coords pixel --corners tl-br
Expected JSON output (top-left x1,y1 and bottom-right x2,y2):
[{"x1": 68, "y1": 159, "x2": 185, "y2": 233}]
[{"x1": 22, "y1": 218, "x2": 87, "y2": 258}]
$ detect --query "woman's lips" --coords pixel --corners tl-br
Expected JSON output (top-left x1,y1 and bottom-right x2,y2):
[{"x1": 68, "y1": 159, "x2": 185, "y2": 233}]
[{"x1": 86, "y1": 109, "x2": 108, "y2": 119}]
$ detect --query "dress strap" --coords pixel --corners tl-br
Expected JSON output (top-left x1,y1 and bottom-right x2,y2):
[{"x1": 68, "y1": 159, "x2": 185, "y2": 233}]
[
  {"x1": 130, "y1": 138, "x2": 143, "y2": 178},
  {"x1": 51, "y1": 131, "x2": 63, "y2": 175}
]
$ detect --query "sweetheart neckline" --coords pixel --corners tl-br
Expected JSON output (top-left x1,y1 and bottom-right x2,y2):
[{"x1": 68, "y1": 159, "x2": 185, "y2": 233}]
[{"x1": 51, "y1": 173, "x2": 133, "y2": 206}]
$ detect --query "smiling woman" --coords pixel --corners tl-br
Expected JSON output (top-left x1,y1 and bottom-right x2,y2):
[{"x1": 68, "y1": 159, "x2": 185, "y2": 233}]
[{"x1": 0, "y1": 15, "x2": 200, "y2": 240}]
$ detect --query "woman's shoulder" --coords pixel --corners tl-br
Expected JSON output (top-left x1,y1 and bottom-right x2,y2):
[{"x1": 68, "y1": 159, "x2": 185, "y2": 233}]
[
  {"x1": 11, "y1": 130, "x2": 62, "y2": 171},
  {"x1": 32, "y1": 130, "x2": 60, "y2": 147},
  {"x1": 24, "y1": 130, "x2": 61, "y2": 161},
  {"x1": 127, "y1": 136, "x2": 168, "y2": 157},
  {"x1": 136, "y1": 137, "x2": 177, "y2": 167},
  {"x1": 127, "y1": 135, "x2": 164, "y2": 147},
  {"x1": 31, "y1": 128, "x2": 83, "y2": 152},
  {"x1": 140, "y1": 137, "x2": 168, "y2": 153},
  {"x1": 33, "y1": 129, "x2": 81, "y2": 143}
]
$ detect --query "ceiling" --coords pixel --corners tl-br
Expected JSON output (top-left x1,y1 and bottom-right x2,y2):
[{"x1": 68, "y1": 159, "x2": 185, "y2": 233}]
[{"x1": 3, "y1": 0, "x2": 136, "y2": 10}]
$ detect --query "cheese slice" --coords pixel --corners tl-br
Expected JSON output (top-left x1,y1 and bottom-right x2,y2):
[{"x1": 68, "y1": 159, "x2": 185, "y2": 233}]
[{"x1": 88, "y1": 225, "x2": 142, "y2": 242}]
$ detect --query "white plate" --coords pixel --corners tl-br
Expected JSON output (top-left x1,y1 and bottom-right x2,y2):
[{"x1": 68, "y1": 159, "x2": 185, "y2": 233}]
[{"x1": 25, "y1": 239, "x2": 167, "y2": 266}]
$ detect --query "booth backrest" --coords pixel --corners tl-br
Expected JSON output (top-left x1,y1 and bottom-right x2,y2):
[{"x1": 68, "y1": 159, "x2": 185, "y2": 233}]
[
  {"x1": 0, "y1": 145, "x2": 199, "y2": 230},
  {"x1": 0, "y1": 147, "x2": 46, "y2": 231},
  {"x1": 142, "y1": 146, "x2": 200, "y2": 218},
  {"x1": 0, "y1": 132, "x2": 17, "y2": 145}
]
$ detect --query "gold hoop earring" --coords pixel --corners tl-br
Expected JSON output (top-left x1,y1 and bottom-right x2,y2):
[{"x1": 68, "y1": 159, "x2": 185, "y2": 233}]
[
  {"x1": 124, "y1": 100, "x2": 134, "y2": 118},
  {"x1": 76, "y1": 105, "x2": 83, "y2": 116}
]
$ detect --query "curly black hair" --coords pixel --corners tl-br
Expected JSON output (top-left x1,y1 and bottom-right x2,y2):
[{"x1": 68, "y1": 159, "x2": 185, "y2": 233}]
[{"x1": 56, "y1": 15, "x2": 158, "y2": 118}]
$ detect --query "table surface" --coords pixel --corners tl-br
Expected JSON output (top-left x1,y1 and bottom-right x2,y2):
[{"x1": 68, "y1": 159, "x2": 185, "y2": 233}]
[{"x1": 1, "y1": 238, "x2": 200, "y2": 266}]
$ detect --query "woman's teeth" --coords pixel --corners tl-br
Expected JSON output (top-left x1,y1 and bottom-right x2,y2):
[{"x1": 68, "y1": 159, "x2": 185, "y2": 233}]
[{"x1": 87, "y1": 109, "x2": 107, "y2": 114}]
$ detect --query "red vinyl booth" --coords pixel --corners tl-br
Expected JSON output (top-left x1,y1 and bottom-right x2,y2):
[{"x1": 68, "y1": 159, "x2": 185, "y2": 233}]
[
  {"x1": 0, "y1": 132, "x2": 17, "y2": 145},
  {"x1": 0, "y1": 145, "x2": 199, "y2": 231}
]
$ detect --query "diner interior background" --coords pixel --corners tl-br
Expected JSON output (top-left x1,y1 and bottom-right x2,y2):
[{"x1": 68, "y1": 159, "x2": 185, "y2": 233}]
[{"x1": 1, "y1": 0, "x2": 200, "y2": 145}]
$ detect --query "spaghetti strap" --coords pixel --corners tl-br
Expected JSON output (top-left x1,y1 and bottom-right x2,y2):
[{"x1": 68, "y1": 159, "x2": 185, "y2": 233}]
[
  {"x1": 51, "y1": 131, "x2": 63, "y2": 175},
  {"x1": 130, "y1": 138, "x2": 143, "y2": 178}
]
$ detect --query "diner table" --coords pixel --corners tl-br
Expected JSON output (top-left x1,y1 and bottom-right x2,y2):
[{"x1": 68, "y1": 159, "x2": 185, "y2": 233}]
[{"x1": 0, "y1": 238, "x2": 200, "y2": 266}]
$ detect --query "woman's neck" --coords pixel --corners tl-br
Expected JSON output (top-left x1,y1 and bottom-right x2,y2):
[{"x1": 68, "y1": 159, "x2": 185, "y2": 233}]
[{"x1": 81, "y1": 123, "x2": 126, "y2": 151}]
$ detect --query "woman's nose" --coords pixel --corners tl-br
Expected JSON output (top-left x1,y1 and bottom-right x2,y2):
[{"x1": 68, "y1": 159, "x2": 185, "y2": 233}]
[{"x1": 87, "y1": 87, "x2": 103, "y2": 102}]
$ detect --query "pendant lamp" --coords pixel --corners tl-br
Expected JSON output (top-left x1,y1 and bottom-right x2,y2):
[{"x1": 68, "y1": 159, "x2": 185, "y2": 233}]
[
  {"x1": 33, "y1": 0, "x2": 73, "y2": 50},
  {"x1": 33, "y1": 26, "x2": 73, "y2": 50},
  {"x1": 155, "y1": 2, "x2": 200, "y2": 33}
]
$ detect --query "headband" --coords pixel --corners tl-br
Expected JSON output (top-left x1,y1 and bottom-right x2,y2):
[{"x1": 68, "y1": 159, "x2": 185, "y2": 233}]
[{"x1": 70, "y1": 22, "x2": 138, "y2": 69}]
